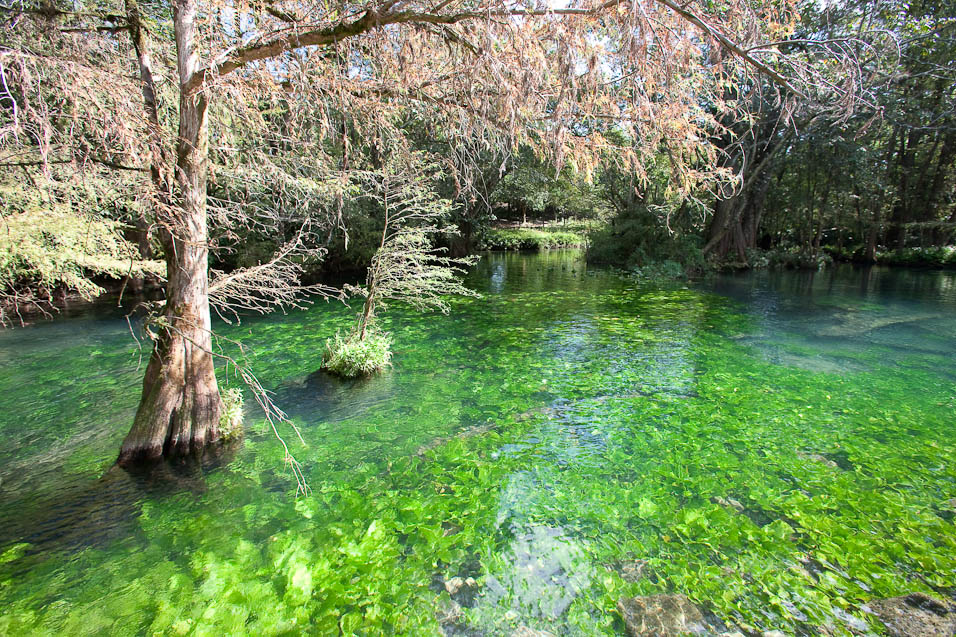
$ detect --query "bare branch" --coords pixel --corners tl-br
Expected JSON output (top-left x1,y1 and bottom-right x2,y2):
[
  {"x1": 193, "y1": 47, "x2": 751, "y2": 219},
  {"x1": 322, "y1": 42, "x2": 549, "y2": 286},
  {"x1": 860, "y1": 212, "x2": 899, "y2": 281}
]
[{"x1": 209, "y1": 227, "x2": 345, "y2": 323}]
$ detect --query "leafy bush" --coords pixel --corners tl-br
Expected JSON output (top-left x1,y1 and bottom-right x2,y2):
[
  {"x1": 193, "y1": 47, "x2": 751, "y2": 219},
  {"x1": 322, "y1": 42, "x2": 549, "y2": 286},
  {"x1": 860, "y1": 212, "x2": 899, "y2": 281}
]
[
  {"x1": 744, "y1": 248, "x2": 771, "y2": 269},
  {"x1": 824, "y1": 245, "x2": 956, "y2": 267},
  {"x1": 219, "y1": 387, "x2": 244, "y2": 439},
  {"x1": 736, "y1": 248, "x2": 832, "y2": 270},
  {"x1": 628, "y1": 260, "x2": 687, "y2": 281},
  {"x1": 768, "y1": 249, "x2": 832, "y2": 270},
  {"x1": 0, "y1": 208, "x2": 164, "y2": 316},
  {"x1": 477, "y1": 227, "x2": 587, "y2": 251},
  {"x1": 588, "y1": 219, "x2": 705, "y2": 274},
  {"x1": 322, "y1": 328, "x2": 393, "y2": 378},
  {"x1": 879, "y1": 246, "x2": 956, "y2": 267}
]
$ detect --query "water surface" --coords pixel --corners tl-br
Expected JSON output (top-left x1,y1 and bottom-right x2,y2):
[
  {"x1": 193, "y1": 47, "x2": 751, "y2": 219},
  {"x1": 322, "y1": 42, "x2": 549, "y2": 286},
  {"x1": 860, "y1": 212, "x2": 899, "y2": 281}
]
[{"x1": 1, "y1": 252, "x2": 954, "y2": 635}]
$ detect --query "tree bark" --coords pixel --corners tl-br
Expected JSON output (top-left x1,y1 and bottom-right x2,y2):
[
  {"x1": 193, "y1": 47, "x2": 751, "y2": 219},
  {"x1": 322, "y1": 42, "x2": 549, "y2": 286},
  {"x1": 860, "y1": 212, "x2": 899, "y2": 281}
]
[
  {"x1": 126, "y1": 0, "x2": 168, "y2": 262},
  {"x1": 119, "y1": 0, "x2": 220, "y2": 465}
]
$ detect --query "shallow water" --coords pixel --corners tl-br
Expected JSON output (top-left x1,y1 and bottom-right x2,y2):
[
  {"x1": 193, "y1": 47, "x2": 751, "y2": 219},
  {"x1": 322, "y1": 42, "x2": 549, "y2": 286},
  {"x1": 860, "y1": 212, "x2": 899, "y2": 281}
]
[{"x1": 1, "y1": 252, "x2": 955, "y2": 635}]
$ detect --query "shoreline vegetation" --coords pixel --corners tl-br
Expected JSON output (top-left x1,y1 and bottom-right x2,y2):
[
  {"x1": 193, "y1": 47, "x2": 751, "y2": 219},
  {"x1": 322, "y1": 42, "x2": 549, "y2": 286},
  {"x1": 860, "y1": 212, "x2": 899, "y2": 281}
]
[
  {"x1": 476, "y1": 222, "x2": 591, "y2": 251},
  {"x1": 475, "y1": 222, "x2": 956, "y2": 274},
  {"x1": 5, "y1": 235, "x2": 956, "y2": 323}
]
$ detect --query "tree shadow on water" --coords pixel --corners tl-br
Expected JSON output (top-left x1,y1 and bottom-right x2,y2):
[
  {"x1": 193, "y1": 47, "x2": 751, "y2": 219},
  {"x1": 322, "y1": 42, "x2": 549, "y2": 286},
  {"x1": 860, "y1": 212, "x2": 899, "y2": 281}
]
[{"x1": 0, "y1": 440, "x2": 241, "y2": 574}]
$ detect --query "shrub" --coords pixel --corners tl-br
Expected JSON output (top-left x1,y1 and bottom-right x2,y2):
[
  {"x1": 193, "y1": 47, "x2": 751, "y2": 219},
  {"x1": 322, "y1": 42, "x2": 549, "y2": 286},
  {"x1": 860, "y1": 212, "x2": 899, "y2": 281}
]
[
  {"x1": 219, "y1": 387, "x2": 244, "y2": 439},
  {"x1": 628, "y1": 260, "x2": 686, "y2": 281},
  {"x1": 587, "y1": 217, "x2": 705, "y2": 274},
  {"x1": 322, "y1": 328, "x2": 393, "y2": 378},
  {"x1": 879, "y1": 246, "x2": 956, "y2": 267},
  {"x1": 766, "y1": 248, "x2": 832, "y2": 270},
  {"x1": 0, "y1": 207, "x2": 164, "y2": 322},
  {"x1": 476, "y1": 227, "x2": 587, "y2": 250}
]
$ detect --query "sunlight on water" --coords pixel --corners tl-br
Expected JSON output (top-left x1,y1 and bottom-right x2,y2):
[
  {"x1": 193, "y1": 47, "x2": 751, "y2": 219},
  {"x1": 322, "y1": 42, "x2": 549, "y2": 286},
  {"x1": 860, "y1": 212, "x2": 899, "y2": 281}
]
[{"x1": 0, "y1": 252, "x2": 955, "y2": 635}]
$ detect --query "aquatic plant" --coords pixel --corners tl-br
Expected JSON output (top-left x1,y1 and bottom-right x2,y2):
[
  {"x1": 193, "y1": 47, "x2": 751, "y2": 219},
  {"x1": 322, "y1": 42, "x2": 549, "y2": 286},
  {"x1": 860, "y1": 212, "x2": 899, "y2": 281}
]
[
  {"x1": 218, "y1": 387, "x2": 244, "y2": 439},
  {"x1": 322, "y1": 328, "x2": 393, "y2": 378}
]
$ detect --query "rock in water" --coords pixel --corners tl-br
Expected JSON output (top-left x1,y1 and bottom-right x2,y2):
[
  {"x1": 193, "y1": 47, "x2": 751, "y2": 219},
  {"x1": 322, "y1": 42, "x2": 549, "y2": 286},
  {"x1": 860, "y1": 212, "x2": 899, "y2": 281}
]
[
  {"x1": 436, "y1": 597, "x2": 462, "y2": 625},
  {"x1": 867, "y1": 593, "x2": 956, "y2": 636},
  {"x1": 444, "y1": 576, "x2": 465, "y2": 595},
  {"x1": 616, "y1": 594, "x2": 708, "y2": 636}
]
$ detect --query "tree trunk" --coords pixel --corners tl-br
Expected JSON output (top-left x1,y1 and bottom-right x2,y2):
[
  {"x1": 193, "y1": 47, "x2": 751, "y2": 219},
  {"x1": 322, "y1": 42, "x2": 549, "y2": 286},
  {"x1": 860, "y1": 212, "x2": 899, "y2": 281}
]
[
  {"x1": 126, "y1": 0, "x2": 167, "y2": 263},
  {"x1": 704, "y1": 194, "x2": 752, "y2": 264},
  {"x1": 864, "y1": 218, "x2": 878, "y2": 263},
  {"x1": 119, "y1": 0, "x2": 220, "y2": 465}
]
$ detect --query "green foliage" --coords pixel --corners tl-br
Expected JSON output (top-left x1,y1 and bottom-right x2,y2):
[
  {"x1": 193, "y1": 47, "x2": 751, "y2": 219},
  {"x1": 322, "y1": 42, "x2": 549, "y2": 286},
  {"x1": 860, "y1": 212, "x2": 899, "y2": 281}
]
[
  {"x1": 742, "y1": 248, "x2": 833, "y2": 270},
  {"x1": 626, "y1": 260, "x2": 686, "y2": 281},
  {"x1": 589, "y1": 217, "x2": 706, "y2": 273},
  {"x1": 345, "y1": 153, "x2": 478, "y2": 357},
  {"x1": 866, "y1": 246, "x2": 956, "y2": 268},
  {"x1": 490, "y1": 151, "x2": 613, "y2": 225},
  {"x1": 0, "y1": 196, "x2": 164, "y2": 320},
  {"x1": 321, "y1": 328, "x2": 392, "y2": 377},
  {"x1": 219, "y1": 387, "x2": 244, "y2": 439},
  {"x1": 477, "y1": 226, "x2": 588, "y2": 250}
]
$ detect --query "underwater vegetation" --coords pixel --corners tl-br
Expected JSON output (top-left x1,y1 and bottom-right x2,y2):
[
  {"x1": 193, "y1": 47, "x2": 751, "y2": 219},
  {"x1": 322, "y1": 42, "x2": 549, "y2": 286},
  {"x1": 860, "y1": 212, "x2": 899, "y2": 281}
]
[{"x1": 0, "y1": 252, "x2": 954, "y2": 635}]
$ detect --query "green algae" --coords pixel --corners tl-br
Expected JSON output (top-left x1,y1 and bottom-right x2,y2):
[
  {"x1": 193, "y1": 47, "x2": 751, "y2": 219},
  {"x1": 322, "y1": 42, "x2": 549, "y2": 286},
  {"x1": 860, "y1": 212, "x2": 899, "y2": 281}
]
[{"x1": 0, "y1": 253, "x2": 955, "y2": 635}]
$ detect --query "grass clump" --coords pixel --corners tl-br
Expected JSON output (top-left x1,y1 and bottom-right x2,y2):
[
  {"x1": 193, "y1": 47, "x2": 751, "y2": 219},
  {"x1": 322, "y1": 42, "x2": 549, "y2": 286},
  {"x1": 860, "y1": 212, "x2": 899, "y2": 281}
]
[
  {"x1": 322, "y1": 328, "x2": 393, "y2": 378},
  {"x1": 219, "y1": 387, "x2": 244, "y2": 439}
]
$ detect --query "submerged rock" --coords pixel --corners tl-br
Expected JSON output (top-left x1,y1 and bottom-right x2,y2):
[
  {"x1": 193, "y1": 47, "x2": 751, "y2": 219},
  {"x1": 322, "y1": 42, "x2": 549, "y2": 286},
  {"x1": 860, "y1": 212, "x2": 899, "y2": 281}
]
[
  {"x1": 712, "y1": 495, "x2": 746, "y2": 512},
  {"x1": 515, "y1": 406, "x2": 559, "y2": 422},
  {"x1": 817, "y1": 312, "x2": 941, "y2": 337},
  {"x1": 616, "y1": 594, "x2": 708, "y2": 636},
  {"x1": 444, "y1": 576, "x2": 478, "y2": 596},
  {"x1": 436, "y1": 597, "x2": 463, "y2": 625},
  {"x1": 445, "y1": 577, "x2": 466, "y2": 595},
  {"x1": 865, "y1": 593, "x2": 956, "y2": 637},
  {"x1": 804, "y1": 453, "x2": 839, "y2": 469},
  {"x1": 416, "y1": 422, "x2": 499, "y2": 457},
  {"x1": 618, "y1": 558, "x2": 651, "y2": 583}
]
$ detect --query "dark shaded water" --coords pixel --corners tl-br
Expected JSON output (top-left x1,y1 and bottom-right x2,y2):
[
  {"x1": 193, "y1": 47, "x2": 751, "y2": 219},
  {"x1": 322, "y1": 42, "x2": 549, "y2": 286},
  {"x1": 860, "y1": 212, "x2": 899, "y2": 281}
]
[{"x1": 0, "y1": 252, "x2": 954, "y2": 635}]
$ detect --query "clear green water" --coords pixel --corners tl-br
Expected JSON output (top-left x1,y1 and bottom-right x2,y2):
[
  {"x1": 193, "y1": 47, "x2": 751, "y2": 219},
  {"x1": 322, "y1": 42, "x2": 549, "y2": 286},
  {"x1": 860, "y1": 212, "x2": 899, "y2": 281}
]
[{"x1": 1, "y1": 251, "x2": 955, "y2": 636}]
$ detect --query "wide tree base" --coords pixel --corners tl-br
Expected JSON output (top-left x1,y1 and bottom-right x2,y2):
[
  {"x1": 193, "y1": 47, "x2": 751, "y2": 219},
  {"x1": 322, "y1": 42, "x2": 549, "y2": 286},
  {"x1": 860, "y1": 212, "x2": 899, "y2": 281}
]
[{"x1": 118, "y1": 324, "x2": 223, "y2": 467}]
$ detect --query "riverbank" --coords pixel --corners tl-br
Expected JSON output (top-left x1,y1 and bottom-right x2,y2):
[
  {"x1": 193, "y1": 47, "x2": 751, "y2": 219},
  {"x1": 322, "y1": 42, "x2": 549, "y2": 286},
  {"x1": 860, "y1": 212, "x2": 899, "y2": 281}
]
[{"x1": 829, "y1": 245, "x2": 956, "y2": 268}]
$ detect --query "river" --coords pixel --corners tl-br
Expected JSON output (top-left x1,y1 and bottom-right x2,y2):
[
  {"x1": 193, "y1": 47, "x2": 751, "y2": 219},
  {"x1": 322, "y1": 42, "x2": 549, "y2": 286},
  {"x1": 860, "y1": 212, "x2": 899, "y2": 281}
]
[{"x1": 0, "y1": 250, "x2": 954, "y2": 635}]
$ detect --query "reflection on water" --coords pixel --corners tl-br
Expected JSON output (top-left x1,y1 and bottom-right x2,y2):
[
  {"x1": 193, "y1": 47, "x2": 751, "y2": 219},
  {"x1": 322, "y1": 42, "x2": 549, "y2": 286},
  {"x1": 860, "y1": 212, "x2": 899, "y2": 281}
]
[
  {"x1": 709, "y1": 265, "x2": 956, "y2": 379},
  {"x1": 1, "y1": 253, "x2": 955, "y2": 635}
]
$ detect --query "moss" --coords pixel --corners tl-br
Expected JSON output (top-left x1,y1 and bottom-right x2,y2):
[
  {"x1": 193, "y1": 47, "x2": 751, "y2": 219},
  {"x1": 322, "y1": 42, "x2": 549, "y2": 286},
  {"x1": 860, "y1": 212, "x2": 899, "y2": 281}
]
[
  {"x1": 219, "y1": 387, "x2": 244, "y2": 439},
  {"x1": 321, "y1": 328, "x2": 392, "y2": 377}
]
